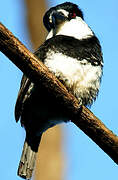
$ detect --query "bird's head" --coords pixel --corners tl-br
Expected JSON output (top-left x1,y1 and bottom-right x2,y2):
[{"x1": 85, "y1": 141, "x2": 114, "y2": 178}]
[{"x1": 43, "y1": 2, "x2": 93, "y2": 40}]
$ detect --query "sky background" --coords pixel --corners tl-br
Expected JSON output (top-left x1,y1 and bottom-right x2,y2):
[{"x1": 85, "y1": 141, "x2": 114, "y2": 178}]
[{"x1": 0, "y1": 0, "x2": 118, "y2": 180}]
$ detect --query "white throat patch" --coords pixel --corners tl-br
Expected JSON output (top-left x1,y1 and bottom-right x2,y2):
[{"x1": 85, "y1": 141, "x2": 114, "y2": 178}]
[{"x1": 46, "y1": 17, "x2": 93, "y2": 40}]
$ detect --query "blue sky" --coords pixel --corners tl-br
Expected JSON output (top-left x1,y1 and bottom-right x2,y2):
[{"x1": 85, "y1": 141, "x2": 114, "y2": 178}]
[{"x1": 0, "y1": 0, "x2": 118, "y2": 180}]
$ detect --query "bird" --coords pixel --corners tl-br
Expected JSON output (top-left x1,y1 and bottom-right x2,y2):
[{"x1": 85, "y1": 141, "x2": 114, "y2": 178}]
[{"x1": 15, "y1": 2, "x2": 103, "y2": 179}]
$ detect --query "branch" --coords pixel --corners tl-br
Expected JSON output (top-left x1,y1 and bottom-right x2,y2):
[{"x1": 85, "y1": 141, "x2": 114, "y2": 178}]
[{"x1": 0, "y1": 22, "x2": 118, "y2": 166}]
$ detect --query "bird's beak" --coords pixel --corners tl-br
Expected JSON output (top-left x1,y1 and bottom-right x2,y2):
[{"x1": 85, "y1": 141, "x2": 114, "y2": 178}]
[{"x1": 51, "y1": 11, "x2": 67, "y2": 27}]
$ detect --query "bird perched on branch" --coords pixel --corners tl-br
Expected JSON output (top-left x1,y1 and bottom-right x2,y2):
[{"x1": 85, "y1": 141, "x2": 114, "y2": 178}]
[{"x1": 15, "y1": 2, "x2": 103, "y2": 179}]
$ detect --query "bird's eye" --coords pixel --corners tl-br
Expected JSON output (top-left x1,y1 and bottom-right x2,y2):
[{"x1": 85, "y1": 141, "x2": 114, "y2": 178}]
[{"x1": 69, "y1": 12, "x2": 76, "y2": 19}]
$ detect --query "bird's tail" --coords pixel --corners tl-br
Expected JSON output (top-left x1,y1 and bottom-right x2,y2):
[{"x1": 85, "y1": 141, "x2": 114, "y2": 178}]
[{"x1": 18, "y1": 135, "x2": 42, "y2": 179}]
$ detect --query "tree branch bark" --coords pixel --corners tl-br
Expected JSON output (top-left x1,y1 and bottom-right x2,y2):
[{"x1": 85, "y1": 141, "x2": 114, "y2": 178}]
[{"x1": 0, "y1": 22, "x2": 118, "y2": 165}]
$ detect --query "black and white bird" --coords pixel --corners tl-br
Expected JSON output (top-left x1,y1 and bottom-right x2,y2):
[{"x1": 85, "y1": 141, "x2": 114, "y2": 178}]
[{"x1": 15, "y1": 2, "x2": 103, "y2": 179}]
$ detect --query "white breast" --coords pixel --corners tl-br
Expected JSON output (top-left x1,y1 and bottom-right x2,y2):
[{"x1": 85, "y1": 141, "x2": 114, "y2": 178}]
[{"x1": 45, "y1": 51, "x2": 102, "y2": 104}]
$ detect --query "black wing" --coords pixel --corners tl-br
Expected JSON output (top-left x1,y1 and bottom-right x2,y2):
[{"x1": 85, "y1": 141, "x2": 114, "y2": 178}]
[
  {"x1": 15, "y1": 75, "x2": 32, "y2": 122},
  {"x1": 15, "y1": 41, "x2": 46, "y2": 122},
  {"x1": 15, "y1": 42, "x2": 45, "y2": 122}
]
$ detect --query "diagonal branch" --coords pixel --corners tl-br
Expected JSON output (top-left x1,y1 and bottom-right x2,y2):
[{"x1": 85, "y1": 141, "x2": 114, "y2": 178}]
[{"x1": 0, "y1": 22, "x2": 118, "y2": 165}]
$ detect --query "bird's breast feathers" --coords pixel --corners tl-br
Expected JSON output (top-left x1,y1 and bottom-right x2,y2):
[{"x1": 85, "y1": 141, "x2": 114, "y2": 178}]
[{"x1": 44, "y1": 51, "x2": 102, "y2": 105}]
